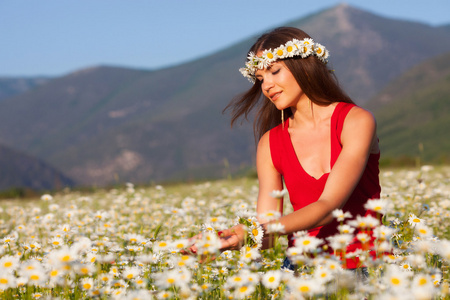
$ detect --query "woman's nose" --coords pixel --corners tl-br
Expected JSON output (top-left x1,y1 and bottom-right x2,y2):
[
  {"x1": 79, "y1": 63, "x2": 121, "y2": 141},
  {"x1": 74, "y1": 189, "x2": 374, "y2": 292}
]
[{"x1": 262, "y1": 77, "x2": 274, "y2": 92}]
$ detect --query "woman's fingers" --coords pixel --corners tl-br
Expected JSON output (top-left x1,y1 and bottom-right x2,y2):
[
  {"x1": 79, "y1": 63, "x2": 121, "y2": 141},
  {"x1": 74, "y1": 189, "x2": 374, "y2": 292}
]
[{"x1": 182, "y1": 226, "x2": 246, "y2": 258}]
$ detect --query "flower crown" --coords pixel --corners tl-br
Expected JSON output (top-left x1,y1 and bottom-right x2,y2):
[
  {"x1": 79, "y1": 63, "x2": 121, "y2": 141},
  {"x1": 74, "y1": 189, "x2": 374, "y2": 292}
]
[{"x1": 239, "y1": 38, "x2": 330, "y2": 83}]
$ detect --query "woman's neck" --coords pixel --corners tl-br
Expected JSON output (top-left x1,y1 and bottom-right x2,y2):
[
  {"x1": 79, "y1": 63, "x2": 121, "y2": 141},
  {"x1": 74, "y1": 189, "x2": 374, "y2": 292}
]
[{"x1": 289, "y1": 99, "x2": 337, "y2": 129}]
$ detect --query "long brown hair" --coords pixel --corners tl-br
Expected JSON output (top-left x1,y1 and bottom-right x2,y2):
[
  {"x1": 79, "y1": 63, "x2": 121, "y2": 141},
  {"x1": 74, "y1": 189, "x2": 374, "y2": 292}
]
[{"x1": 224, "y1": 27, "x2": 354, "y2": 141}]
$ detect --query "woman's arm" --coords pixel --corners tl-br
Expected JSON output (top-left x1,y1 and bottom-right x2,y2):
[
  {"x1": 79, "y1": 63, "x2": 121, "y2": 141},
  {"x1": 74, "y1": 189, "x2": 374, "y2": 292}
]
[
  {"x1": 255, "y1": 131, "x2": 285, "y2": 222},
  {"x1": 216, "y1": 131, "x2": 284, "y2": 251}
]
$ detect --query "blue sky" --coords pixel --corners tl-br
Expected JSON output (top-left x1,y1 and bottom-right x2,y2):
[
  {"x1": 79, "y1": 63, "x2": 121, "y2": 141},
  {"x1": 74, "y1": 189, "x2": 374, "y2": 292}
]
[{"x1": 2, "y1": 0, "x2": 449, "y2": 77}]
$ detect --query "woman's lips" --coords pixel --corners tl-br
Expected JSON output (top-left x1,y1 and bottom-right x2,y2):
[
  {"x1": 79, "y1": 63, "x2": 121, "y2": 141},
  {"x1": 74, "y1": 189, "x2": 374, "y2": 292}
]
[{"x1": 270, "y1": 91, "x2": 282, "y2": 101}]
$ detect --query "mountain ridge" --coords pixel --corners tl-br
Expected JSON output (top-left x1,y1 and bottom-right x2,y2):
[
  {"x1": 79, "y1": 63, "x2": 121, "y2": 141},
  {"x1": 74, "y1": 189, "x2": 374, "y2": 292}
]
[{"x1": 0, "y1": 143, "x2": 75, "y2": 192}]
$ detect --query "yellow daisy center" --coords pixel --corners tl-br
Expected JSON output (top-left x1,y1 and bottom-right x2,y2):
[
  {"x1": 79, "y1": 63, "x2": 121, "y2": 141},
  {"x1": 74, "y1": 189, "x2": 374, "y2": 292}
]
[
  {"x1": 30, "y1": 275, "x2": 40, "y2": 281},
  {"x1": 299, "y1": 286, "x2": 310, "y2": 292}
]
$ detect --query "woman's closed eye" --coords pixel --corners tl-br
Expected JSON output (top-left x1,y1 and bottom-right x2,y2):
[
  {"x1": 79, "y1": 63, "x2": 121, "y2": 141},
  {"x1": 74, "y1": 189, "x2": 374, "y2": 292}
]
[{"x1": 256, "y1": 69, "x2": 280, "y2": 83}]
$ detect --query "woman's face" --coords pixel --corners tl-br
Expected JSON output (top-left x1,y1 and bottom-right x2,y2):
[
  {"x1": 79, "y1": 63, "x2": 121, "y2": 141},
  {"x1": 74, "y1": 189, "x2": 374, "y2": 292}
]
[{"x1": 254, "y1": 61, "x2": 303, "y2": 111}]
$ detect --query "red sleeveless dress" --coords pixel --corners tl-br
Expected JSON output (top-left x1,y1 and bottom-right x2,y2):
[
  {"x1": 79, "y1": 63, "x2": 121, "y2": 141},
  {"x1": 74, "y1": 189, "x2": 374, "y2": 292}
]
[{"x1": 269, "y1": 102, "x2": 381, "y2": 269}]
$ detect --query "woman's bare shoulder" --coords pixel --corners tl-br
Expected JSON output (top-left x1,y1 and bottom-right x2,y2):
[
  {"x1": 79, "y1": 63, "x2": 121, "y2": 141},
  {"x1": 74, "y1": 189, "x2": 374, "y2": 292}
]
[
  {"x1": 345, "y1": 105, "x2": 377, "y2": 130},
  {"x1": 257, "y1": 130, "x2": 271, "y2": 149}
]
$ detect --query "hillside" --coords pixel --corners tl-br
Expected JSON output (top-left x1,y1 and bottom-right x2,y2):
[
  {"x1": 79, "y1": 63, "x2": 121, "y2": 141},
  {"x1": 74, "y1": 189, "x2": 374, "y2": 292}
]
[
  {"x1": 0, "y1": 77, "x2": 50, "y2": 101},
  {"x1": 366, "y1": 52, "x2": 450, "y2": 164},
  {"x1": 0, "y1": 4, "x2": 449, "y2": 187},
  {"x1": 0, "y1": 143, "x2": 75, "y2": 192}
]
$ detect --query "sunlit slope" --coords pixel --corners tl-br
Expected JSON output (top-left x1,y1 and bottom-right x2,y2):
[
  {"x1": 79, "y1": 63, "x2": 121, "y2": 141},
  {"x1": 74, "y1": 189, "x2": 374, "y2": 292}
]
[{"x1": 366, "y1": 52, "x2": 450, "y2": 164}]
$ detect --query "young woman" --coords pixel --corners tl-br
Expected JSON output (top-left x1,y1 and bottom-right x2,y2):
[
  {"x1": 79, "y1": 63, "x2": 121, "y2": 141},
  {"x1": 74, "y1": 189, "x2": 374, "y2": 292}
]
[{"x1": 190, "y1": 27, "x2": 381, "y2": 270}]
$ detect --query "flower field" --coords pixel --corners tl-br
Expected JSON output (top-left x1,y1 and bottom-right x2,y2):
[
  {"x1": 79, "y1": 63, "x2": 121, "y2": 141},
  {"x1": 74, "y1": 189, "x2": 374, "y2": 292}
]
[{"x1": 0, "y1": 166, "x2": 449, "y2": 299}]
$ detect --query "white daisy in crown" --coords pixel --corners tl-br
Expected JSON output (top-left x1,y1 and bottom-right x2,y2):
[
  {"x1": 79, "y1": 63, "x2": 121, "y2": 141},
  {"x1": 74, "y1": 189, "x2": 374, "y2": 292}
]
[
  {"x1": 299, "y1": 42, "x2": 313, "y2": 58},
  {"x1": 274, "y1": 45, "x2": 288, "y2": 59},
  {"x1": 314, "y1": 43, "x2": 329, "y2": 62},
  {"x1": 261, "y1": 48, "x2": 276, "y2": 62},
  {"x1": 285, "y1": 41, "x2": 297, "y2": 58}
]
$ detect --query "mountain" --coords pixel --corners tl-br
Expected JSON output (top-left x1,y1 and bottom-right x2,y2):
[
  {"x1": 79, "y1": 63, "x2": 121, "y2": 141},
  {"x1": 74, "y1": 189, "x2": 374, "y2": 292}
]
[
  {"x1": 0, "y1": 143, "x2": 75, "y2": 192},
  {"x1": 365, "y1": 51, "x2": 450, "y2": 165},
  {"x1": 441, "y1": 24, "x2": 450, "y2": 32},
  {"x1": 0, "y1": 77, "x2": 51, "y2": 102},
  {"x1": 0, "y1": 4, "x2": 449, "y2": 187},
  {"x1": 284, "y1": 3, "x2": 450, "y2": 102}
]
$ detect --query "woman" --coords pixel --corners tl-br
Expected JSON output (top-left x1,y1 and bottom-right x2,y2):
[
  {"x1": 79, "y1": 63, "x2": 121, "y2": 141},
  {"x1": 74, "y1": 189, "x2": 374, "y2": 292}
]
[{"x1": 190, "y1": 27, "x2": 381, "y2": 270}]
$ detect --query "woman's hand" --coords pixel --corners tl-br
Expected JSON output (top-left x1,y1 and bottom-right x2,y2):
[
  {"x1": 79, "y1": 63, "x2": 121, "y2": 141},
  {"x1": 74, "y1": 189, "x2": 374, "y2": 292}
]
[
  {"x1": 217, "y1": 224, "x2": 247, "y2": 251},
  {"x1": 182, "y1": 225, "x2": 247, "y2": 262}
]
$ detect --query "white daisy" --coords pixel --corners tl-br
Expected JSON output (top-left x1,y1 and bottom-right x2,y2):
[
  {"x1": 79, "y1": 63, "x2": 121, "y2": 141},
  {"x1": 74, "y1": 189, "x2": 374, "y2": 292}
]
[
  {"x1": 40, "y1": 194, "x2": 53, "y2": 201},
  {"x1": 258, "y1": 210, "x2": 281, "y2": 222},
  {"x1": 337, "y1": 224, "x2": 355, "y2": 234},
  {"x1": 262, "y1": 270, "x2": 282, "y2": 289},
  {"x1": 261, "y1": 48, "x2": 276, "y2": 62},
  {"x1": 266, "y1": 222, "x2": 285, "y2": 234},
  {"x1": 285, "y1": 41, "x2": 297, "y2": 58},
  {"x1": 299, "y1": 42, "x2": 313, "y2": 58},
  {"x1": 326, "y1": 233, "x2": 354, "y2": 250},
  {"x1": 372, "y1": 225, "x2": 397, "y2": 241},
  {"x1": 0, "y1": 272, "x2": 15, "y2": 290},
  {"x1": 122, "y1": 266, "x2": 141, "y2": 280},
  {"x1": 273, "y1": 45, "x2": 288, "y2": 59},
  {"x1": 287, "y1": 277, "x2": 323, "y2": 297},
  {"x1": 0, "y1": 255, "x2": 20, "y2": 273},
  {"x1": 80, "y1": 277, "x2": 94, "y2": 290},
  {"x1": 408, "y1": 213, "x2": 425, "y2": 226},
  {"x1": 332, "y1": 209, "x2": 352, "y2": 222},
  {"x1": 270, "y1": 189, "x2": 288, "y2": 198},
  {"x1": 415, "y1": 224, "x2": 433, "y2": 238},
  {"x1": 356, "y1": 232, "x2": 371, "y2": 244},
  {"x1": 364, "y1": 198, "x2": 391, "y2": 214},
  {"x1": 171, "y1": 239, "x2": 191, "y2": 252},
  {"x1": 314, "y1": 265, "x2": 334, "y2": 283},
  {"x1": 153, "y1": 240, "x2": 170, "y2": 252},
  {"x1": 240, "y1": 247, "x2": 261, "y2": 263},
  {"x1": 233, "y1": 284, "x2": 256, "y2": 299},
  {"x1": 347, "y1": 215, "x2": 380, "y2": 229},
  {"x1": 74, "y1": 263, "x2": 95, "y2": 276},
  {"x1": 383, "y1": 264, "x2": 411, "y2": 289}
]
